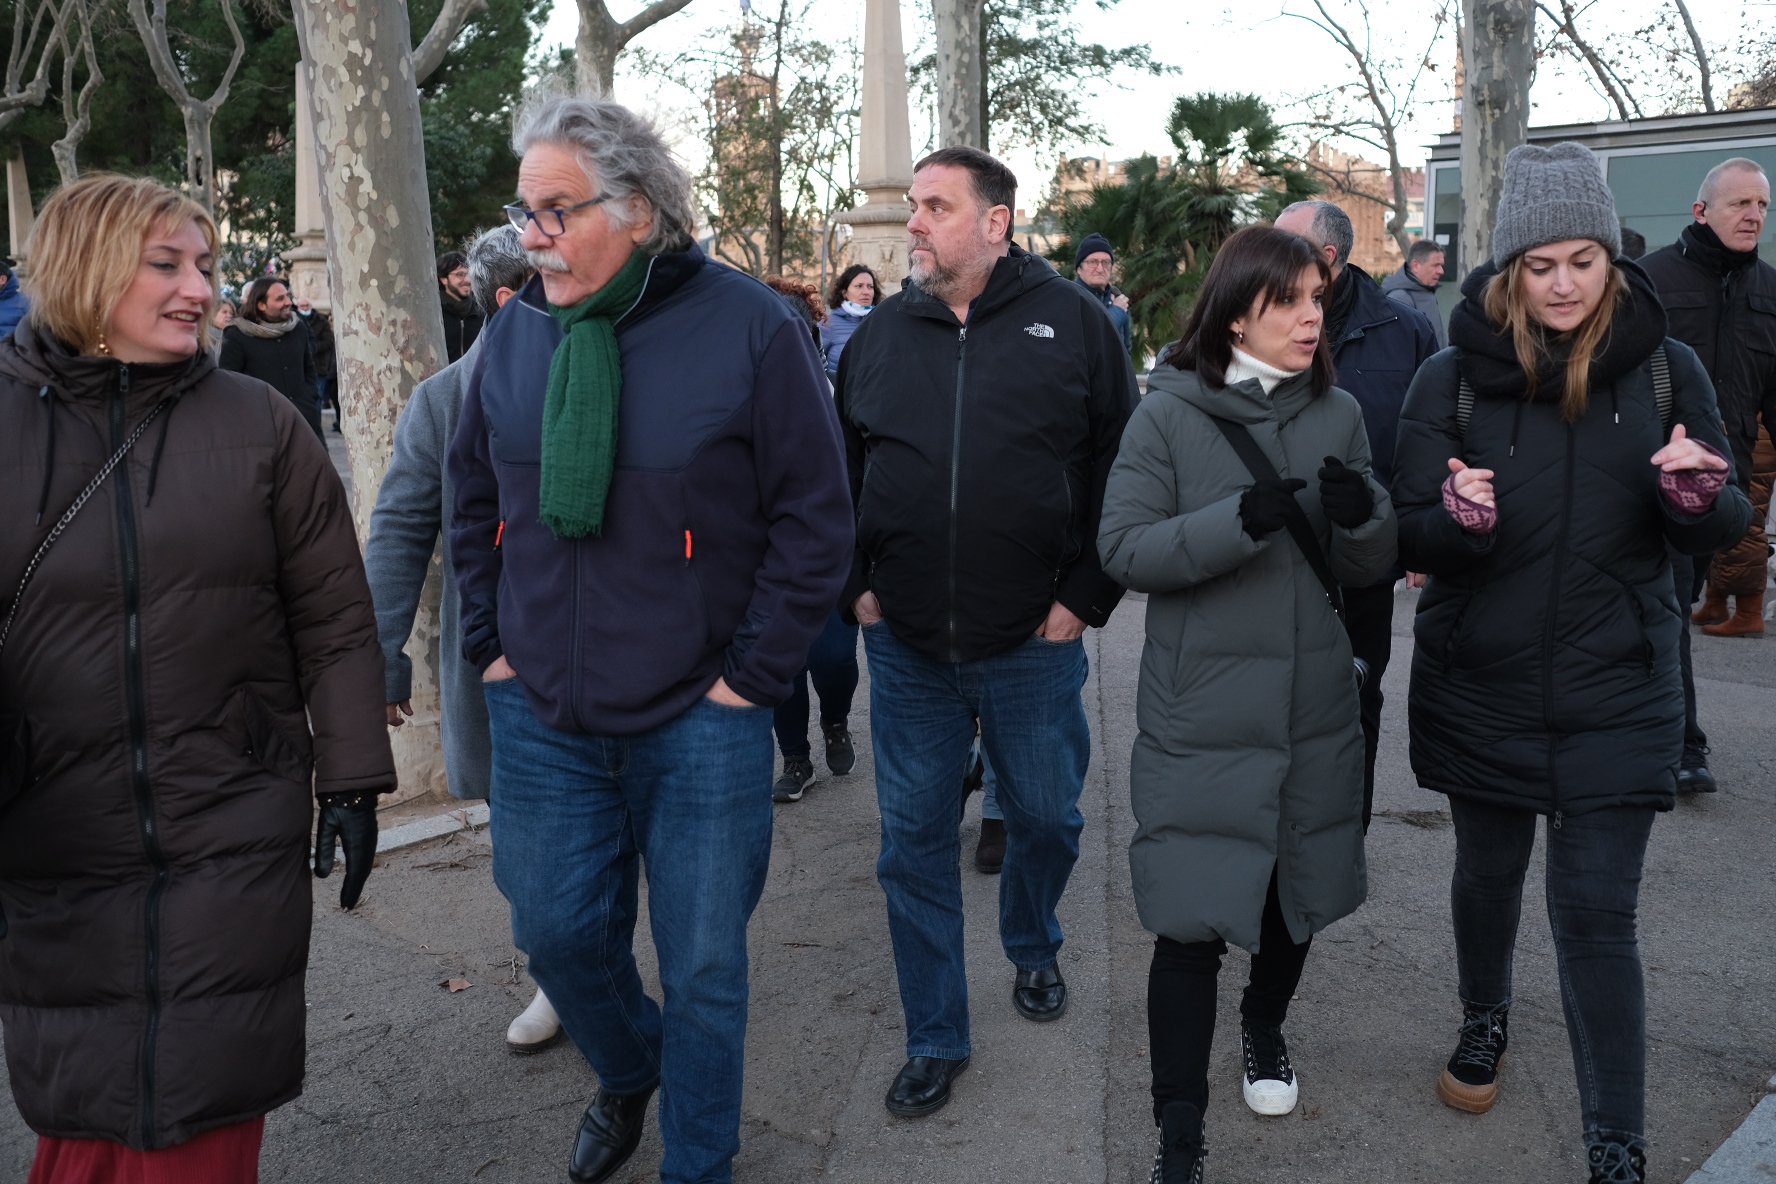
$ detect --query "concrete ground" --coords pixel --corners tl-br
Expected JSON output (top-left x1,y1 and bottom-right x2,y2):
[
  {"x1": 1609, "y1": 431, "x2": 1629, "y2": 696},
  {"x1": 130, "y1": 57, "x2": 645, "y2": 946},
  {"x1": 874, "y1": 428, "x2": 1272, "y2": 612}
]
[{"x1": 3, "y1": 589, "x2": 1772, "y2": 1183}]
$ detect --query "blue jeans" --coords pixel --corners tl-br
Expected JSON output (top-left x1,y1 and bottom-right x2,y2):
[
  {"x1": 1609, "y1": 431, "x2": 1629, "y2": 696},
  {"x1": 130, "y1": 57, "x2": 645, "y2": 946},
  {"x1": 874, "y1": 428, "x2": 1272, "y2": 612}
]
[
  {"x1": 483, "y1": 679, "x2": 774, "y2": 1184},
  {"x1": 1449, "y1": 796, "x2": 1655, "y2": 1153},
  {"x1": 863, "y1": 622, "x2": 1090, "y2": 1059},
  {"x1": 771, "y1": 610, "x2": 859, "y2": 759}
]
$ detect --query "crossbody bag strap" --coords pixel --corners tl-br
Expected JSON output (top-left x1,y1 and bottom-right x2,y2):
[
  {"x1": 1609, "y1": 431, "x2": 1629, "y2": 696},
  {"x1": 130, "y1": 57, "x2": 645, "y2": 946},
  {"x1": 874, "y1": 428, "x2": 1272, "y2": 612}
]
[
  {"x1": 1206, "y1": 413, "x2": 1345, "y2": 619},
  {"x1": 0, "y1": 400, "x2": 168, "y2": 659}
]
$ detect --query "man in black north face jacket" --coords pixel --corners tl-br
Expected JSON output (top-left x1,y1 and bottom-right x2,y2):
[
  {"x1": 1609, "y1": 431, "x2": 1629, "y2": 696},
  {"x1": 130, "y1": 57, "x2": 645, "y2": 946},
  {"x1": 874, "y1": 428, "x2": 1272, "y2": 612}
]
[{"x1": 835, "y1": 147, "x2": 1137, "y2": 1120}]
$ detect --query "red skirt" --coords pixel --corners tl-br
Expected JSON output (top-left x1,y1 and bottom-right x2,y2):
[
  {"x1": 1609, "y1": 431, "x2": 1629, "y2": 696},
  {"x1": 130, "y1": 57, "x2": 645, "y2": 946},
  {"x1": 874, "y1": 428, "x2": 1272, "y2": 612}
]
[{"x1": 27, "y1": 1117, "x2": 265, "y2": 1184}]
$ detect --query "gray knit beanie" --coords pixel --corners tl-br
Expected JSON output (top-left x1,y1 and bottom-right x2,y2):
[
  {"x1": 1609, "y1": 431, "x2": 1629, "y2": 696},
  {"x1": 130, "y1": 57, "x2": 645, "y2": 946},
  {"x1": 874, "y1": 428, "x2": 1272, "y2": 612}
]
[{"x1": 1491, "y1": 142, "x2": 1622, "y2": 264}]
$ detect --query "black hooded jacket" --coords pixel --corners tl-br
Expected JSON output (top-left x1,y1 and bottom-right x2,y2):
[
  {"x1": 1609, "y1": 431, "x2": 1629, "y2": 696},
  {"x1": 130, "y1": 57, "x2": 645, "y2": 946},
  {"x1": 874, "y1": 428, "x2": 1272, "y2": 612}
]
[
  {"x1": 835, "y1": 245, "x2": 1138, "y2": 662},
  {"x1": 1393, "y1": 259, "x2": 1750, "y2": 819},
  {"x1": 1639, "y1": 222, "x2": 1776, "y2": 479}
]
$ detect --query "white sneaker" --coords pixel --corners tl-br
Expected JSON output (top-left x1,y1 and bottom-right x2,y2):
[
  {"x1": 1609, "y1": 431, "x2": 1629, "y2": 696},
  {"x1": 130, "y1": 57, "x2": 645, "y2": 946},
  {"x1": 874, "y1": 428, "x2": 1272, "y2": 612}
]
[
  {"x1": 1240, "y1": 1020, "x2": 1299, "y2": 1115},
  {"x1": 506, "y1": 987, "x2": 563, "y2": 1054}
]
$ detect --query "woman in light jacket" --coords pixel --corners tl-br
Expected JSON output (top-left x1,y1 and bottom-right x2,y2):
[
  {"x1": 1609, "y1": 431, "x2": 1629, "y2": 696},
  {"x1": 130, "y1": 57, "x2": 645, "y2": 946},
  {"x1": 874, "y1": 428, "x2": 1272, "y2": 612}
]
[
  {"x1": 1392, "y1": 143, "x2": 1747, "y2": 1184},
  {"x1": 821, "y1": 263, "x2": 877, "y2": 380},
  {"x1": 1098, "y1": 225, "x2": 1396, "y2": 1182}
]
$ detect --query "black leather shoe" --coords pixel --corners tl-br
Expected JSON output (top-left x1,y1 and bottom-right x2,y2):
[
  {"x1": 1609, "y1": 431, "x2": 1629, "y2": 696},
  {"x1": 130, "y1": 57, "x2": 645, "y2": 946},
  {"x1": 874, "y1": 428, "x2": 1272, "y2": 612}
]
[
  {"x1": 1013, "y1": 965, "x2": 1068, "y2": 1022},
  {"x1": 884, "y1": 1055, "x2": 970, "y2": 1117},
  {"x1": 569, "y1": 1084, "x2": 656, "y2": 1183}
]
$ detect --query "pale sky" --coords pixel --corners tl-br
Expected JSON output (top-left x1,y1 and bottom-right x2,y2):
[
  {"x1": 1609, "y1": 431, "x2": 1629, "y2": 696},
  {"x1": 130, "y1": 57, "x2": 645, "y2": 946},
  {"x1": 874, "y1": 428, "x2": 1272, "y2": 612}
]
[{"x1": 541, "y1": 0, "x2": 1753, "y2": 212}]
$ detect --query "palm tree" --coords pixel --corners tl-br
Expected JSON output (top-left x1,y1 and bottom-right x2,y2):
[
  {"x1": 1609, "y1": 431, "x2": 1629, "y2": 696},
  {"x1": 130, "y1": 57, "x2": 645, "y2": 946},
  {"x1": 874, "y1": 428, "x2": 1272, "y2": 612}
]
[{"x1": 1048, "y1": 92, "x2": 1317, "y2": 365}]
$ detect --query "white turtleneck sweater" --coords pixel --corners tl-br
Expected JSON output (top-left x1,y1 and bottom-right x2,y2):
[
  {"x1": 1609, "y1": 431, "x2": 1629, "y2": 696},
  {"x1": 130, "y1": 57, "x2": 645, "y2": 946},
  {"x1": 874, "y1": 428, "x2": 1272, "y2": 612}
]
[{"x1": 1223, "y1": 347, "x2": 1303, "y2": 395}]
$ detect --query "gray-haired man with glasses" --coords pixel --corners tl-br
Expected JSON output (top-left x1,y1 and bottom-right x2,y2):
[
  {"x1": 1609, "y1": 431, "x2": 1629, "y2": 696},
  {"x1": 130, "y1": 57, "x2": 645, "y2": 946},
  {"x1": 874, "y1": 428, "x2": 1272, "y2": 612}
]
[{"x1": 449, "y1": 91, "x2": 852, "y2": 1184}]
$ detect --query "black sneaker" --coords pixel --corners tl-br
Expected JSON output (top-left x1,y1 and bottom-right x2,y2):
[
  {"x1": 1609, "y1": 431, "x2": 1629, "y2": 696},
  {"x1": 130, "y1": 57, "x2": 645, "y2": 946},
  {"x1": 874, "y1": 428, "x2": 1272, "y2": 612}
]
[
  {"x1": 772, "y1": 756, "x2": 816, "y2": 803},
  {"x1": 1438, "y1": 1004, "x2": 1508, "y2": 1113},
  {"x1": 823, "y1": 722, "x2": 855, "y2": 775},
  {"x1": 1586, "y1": 1141, "x2": 1646, "y2": 1183},
  {"x1": 1677, "y1": 745, "x2": 1717, "y2": 794},
  {"x1": 1239, "y1": 1020, "x2": 1297, "y2": 1115},
  {"x1": 1149, "y1": 1100, "x2": 1206, "y2": 1183}
]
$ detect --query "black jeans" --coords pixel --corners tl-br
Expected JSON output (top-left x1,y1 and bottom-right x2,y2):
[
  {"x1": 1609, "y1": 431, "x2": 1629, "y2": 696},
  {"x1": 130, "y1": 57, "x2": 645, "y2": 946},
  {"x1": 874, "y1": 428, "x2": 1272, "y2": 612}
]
[
  {"x1": 1341, "y1": 580, "x2": 1395, "y2": 830},
  {"x1": 1147, "y1": 869, "x2": 1312, "y2": 1120},
  {"x1": 771, "y1": 610, "x2": 859, "y2": 759},
  {"x1": 1449, "y1": 796, "x2": 1655, "y2": 1150}
]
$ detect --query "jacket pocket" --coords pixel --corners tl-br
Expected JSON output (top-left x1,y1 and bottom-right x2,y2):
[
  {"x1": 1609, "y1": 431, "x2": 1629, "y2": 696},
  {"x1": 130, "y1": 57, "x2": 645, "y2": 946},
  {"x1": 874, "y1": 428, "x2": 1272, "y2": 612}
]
[{"x1": 232, "y1": 688, "x2": 314, "y2": 786}]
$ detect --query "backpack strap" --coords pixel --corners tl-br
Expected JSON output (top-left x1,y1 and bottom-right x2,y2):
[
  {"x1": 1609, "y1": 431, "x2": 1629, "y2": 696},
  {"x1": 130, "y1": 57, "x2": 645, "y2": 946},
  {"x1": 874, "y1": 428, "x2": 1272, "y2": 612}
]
[{"x1": 1456, "y1": 376, "x2": 1475, "y2": 440}]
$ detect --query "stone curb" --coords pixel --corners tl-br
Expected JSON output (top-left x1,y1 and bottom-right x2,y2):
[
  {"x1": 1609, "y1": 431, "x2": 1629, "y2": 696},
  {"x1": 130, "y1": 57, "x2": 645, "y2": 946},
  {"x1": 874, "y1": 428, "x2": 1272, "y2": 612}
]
[
  {"x1": 1682, "y1": 1075, "x2": 1776, "y2": 1181},
  {"x1": 374, "y1": 803, "x2": 489, "y2": 854}
]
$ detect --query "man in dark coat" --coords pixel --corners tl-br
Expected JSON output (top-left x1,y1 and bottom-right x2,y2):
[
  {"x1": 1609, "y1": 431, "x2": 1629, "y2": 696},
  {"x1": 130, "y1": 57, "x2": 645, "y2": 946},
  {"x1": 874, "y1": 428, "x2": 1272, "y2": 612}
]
[
  {"x1": 1640, "y1": 156, "x2": 1776, "y2": 791},
  {"x1": 1381, "y1": 239, "x2": 1448, "y2": 348},
  {"x1": 836, "y1": 147, "x2": 1137, "y2": 1118},
  {"x1": 438, "y1": 249, "x2": 483, "y2": 362},
  {"x1": 296, "y1": 295, "x2": 339, "y2": 430},
  {"x1": 219, "y1": 276, "x2": 323, "y2": 440},
  {"x1": 1276, "y1": 199, "x2": 1440, "y2": 827},
  {"x1": 1071, "y1": 231, "x2": 1133, "y2": 354},
  {"x1": 449, "y1": 94, "x2": 852, "y2": 1184}
]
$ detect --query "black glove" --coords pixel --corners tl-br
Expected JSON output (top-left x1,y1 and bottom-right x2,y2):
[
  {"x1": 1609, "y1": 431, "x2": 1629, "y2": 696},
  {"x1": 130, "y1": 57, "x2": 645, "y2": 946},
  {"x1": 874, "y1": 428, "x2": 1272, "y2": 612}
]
[
  {"x1": 314, "y1": 791, "x2": 379, "y2": 909},
  {"x1": 1318, "y1": 456, "x2": 1373, "y2": 529},
  {"x1": 1238, "y1": 477, "x2": 1308, "y2": 539}
]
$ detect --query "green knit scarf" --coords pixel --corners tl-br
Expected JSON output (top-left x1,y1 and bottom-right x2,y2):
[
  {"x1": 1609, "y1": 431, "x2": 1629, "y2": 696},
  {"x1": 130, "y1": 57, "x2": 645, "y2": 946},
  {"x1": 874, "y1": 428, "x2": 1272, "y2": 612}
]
[{"x1": 539, "y1": 250, "x2": 651, "y2": 538}]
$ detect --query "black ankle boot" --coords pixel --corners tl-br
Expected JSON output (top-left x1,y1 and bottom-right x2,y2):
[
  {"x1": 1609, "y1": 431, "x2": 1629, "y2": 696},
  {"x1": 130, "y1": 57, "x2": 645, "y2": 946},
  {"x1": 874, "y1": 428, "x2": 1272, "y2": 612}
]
[
  {"x1": 1149, "y1": 1100, "x2": 1206, "y2": 1183},
  {"x1": 1586, "y1": 1140, "x2": 1646, "y2": 1183}
]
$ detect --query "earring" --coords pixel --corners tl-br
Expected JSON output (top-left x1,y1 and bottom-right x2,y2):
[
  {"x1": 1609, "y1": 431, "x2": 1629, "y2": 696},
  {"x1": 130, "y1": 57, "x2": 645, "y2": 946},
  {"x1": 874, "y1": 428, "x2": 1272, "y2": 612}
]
[
  {"x1": 94, "y1": 329, "x2": 111, "y2": 356},
  {"x1": 1235, "y1": 330, "x2": 1245, "y2": 344}
]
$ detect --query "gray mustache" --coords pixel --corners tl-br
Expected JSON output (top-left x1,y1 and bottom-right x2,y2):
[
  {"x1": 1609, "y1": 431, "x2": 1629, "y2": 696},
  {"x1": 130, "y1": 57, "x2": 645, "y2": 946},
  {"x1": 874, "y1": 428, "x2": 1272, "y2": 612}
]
[{"x1": 527, "y1": 248, "x2": 570, "y2": 272}]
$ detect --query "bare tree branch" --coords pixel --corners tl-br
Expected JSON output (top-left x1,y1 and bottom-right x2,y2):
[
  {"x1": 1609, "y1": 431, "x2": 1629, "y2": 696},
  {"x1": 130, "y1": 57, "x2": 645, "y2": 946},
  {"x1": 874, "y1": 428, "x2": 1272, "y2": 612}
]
[
  {"x1": 50, "y1": 0, "x2": 101, "y2": 183},
  {"x1": 575, "y1": 0, "x2": 696, "y2": 96},
  {"x1": 126, "y1": 0, "x2": 248, "y2": 211},
  {"x1": 1535, "y1": 0, "x2": 1636, "y2": 120},
  {"x1": 411, "y1": 0, "x2": 489, "y2": 85},
  {"x1": 1670, "y1": 0, "x2": 1714, "y2": 112},
  {"x1": 0, "y1": 0, "x2": 75, "y2": 134}
]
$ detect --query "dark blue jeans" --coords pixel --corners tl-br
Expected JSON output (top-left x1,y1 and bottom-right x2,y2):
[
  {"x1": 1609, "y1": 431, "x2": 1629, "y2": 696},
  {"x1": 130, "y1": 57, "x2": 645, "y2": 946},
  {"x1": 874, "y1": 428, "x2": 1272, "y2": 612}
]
[
  {"x1": 771, "y1": 610, "x2": 859, "y2": 759},
  {"x1": 1449, "y1": 796, "x2": 1655, "y2": 1153},
  {"x1": 863, "y1": 621, "x2": 1090, "y2": 1059},
  {"x1": 483, "y1": 679, "x2": 774, "y2": 1184}
]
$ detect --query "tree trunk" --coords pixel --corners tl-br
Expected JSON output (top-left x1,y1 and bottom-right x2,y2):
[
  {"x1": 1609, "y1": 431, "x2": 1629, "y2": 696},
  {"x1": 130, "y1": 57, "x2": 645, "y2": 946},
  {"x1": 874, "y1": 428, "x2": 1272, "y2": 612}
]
[
  {"x1": 1460, "y1": 0, "x2": 1533, "y2": 275},
  {"x1": 574, "y1": 0, "x2": 695, "y2": 98},
  {"x1": 49, "y1": 0, "x2": 100, "y2": 184},
  {"x1": 933, "y1": 0, "x2": 982, "y2": 148},
  {"x1": 182, "y1": 106, "x2": 216, "y2": 220},
  {"x1": 292, "y1": 0, "x2": 453, "y2": 803},
  {"x1": 766, "y1": 2, "x2": 786, "y2": 275},
  {"x1": 127, "y1": 0, "x2": 246, "y2": 214}
]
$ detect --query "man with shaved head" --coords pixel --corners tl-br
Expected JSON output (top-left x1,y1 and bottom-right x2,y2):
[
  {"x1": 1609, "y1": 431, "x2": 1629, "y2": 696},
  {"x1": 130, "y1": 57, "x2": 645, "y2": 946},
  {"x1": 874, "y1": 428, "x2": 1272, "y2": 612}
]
[
  {"x1": 1275, "y1": 199, "x2": 1440, "y2": 828},
  {"x1": 1642, "y1": 157, "x2": 1776, "y2": 792}
]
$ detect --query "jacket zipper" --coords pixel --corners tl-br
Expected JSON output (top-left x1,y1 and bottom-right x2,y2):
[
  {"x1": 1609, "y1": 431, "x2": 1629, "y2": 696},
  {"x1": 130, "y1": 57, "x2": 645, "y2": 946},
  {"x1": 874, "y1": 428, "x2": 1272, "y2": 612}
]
[
  {"x1": 114, "y1": 367, "x2": 169, "y2": 1142},
  {"x1": 947, "y1": 324, "x2": 968, "y2": 661},
  {"x1": 1543, "y1": 425, "x2": 1575, "y2": 829}
]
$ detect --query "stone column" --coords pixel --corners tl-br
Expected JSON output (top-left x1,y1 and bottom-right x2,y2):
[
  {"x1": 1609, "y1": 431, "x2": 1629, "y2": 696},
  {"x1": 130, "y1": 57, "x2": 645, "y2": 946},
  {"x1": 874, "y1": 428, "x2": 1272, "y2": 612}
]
[
  {"x1": 6, "y1": 153, "x2": 34, "y2": 266},
  {"x1": 284, "y1": 63, "x2": 333, "y2": 311},
  {"x1": 835, "y1": 0, "x2": 914, "y2": 293}
]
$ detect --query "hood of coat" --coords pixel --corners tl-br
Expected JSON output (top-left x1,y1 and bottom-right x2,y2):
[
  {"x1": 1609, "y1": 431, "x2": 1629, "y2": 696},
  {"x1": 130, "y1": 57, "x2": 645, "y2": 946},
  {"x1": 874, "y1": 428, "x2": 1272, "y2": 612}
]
[
  {"x1": 1381, "y1": 267, "x2": 1435, "y2": 296},
  {"x1": 898, "y1": 243, "x2": 1064, "y2": 324},
  {"x1": 1448, "y1": 256, "x2": 1667, "y2": 403},
  {"x1": 1145, "y1": 359, "x2": 1320, "y2": 427},
  {"x1": 1, "y1": 317, "x2": 215, "y2": 410}
]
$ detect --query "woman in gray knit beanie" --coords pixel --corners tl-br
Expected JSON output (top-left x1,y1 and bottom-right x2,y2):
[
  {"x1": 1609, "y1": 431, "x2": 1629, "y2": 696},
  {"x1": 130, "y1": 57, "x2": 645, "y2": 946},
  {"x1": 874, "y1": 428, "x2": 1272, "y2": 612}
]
[{"x1": 1387, "y1": 141, "x2": 1751, "y2": 1184}]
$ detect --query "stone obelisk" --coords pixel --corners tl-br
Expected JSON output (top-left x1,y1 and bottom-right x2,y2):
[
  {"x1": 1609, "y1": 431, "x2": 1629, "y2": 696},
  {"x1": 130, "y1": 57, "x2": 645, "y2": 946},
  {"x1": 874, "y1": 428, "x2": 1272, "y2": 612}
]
[{"x1": 836, "y1": 0, "x2": 914, "y2": 292}]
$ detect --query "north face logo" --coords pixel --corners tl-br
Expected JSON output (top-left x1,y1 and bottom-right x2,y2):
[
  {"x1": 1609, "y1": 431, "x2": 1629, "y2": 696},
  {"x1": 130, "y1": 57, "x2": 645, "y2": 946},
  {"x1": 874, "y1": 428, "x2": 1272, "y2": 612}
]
[{"x1": 1024, "y1": 323, "x2": 1055, "y2": 338}]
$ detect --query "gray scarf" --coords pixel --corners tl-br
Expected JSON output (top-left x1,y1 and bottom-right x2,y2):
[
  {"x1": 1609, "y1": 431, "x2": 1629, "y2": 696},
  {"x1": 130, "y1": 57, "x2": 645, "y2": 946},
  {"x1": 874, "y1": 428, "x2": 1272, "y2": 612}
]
[{"x1": 233, "y1": 314, "x2": 300, "y2": 340}]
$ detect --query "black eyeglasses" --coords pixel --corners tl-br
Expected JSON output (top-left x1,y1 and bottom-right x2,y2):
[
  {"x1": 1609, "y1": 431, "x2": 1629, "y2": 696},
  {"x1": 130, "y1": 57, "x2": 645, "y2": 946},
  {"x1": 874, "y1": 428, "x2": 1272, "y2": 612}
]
[{"x1": 503, "y1": 194, "x2": 614, "y2": 237}]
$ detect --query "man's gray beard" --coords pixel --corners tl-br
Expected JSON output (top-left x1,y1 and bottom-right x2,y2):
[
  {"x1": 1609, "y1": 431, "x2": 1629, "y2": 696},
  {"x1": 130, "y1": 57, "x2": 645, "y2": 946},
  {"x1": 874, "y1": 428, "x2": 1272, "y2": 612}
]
[{"x1": 910, "y1": 253, "x2": 990, "y2": 306}]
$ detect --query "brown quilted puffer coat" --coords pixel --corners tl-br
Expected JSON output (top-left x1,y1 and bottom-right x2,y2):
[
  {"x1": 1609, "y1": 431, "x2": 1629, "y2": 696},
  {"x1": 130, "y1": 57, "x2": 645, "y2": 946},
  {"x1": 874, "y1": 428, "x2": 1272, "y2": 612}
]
[{"x1": 0, "y1": 321, "x2": 393, "y2": 1149}]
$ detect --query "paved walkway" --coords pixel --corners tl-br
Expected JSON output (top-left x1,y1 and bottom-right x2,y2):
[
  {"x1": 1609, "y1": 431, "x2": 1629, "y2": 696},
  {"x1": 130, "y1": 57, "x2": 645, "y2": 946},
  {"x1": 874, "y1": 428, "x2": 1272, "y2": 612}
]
[{"x1": 3, "y1": 583, "x2": 1772, "y2": 1182}]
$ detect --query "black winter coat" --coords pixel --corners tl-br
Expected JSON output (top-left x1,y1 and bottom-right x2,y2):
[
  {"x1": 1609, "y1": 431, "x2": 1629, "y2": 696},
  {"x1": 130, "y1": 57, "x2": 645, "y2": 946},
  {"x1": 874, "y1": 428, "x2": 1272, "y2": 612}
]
[
  {"x1": 219, "y1": 321, "x2": 321, "y2": 438},
  {"x1": 1394, "y1": 261, "x2": 1750, "y2": 819},
  {"x1": 1639, "y1": 223, "x2": 1776, "y2": 481},
  {"x1": 0, "y1": 322, "x2": 393, "y2": 1148},
  {"x1": 1329, "y1": 263, "x2": 1441, "y2": 492},
  {"x1": 836, "y1": 245, "x2": 1138, "y2": 662}
]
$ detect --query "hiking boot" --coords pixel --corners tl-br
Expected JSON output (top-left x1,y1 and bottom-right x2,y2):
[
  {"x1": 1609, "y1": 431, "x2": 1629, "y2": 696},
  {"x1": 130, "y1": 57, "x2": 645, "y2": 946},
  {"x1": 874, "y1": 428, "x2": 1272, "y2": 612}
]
[
  {"x1": 1677, "y1": 745, "x2": 1717, "y2": 794},
  {"x1": 1239, "y1": 1020, "x2": 1298, "y2": 1115},
  {"x1": 1438, "y1": 1004, "x2": 1508, "y2": 1113},
  {"x1": 822, "y1": 722, "x2": 856, "y2": 775},
  {"x1": 772, "y1": 755, "x2": 816, "y2": 803},
  {"x1": 1149, "y1": 1100, "x2": 1206, "y2": 1183},
  {"x1": 1586, "y1": 1141, "x2": 1646, "y2": 1183}
]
